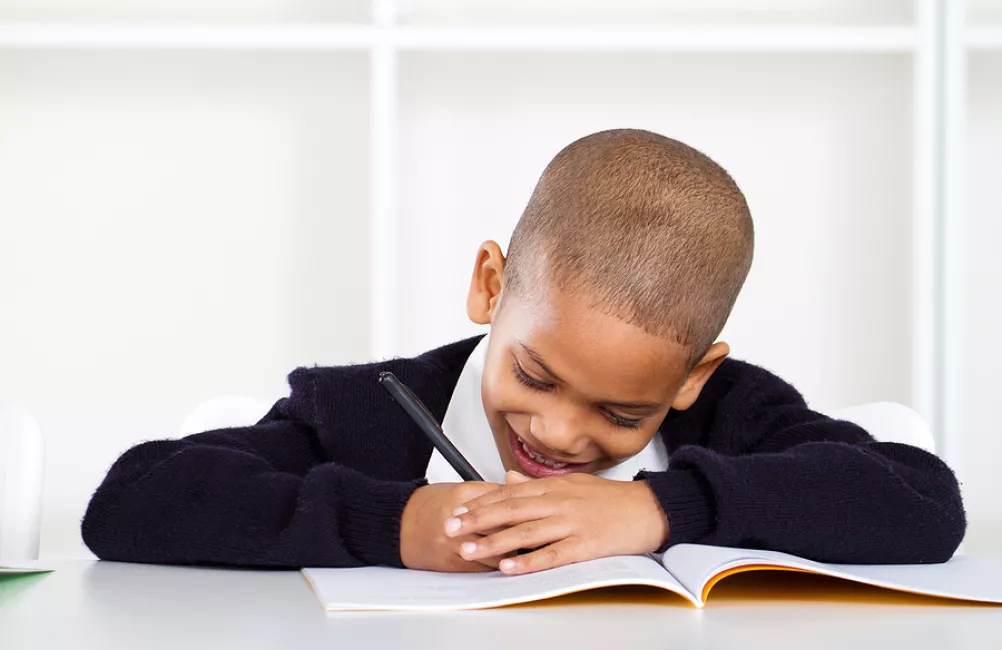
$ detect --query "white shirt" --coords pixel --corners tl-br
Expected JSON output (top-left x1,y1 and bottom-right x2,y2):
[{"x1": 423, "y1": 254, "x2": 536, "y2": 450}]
[{"x1": 425, "y1": 335, "x2": 670, "y2": 484}]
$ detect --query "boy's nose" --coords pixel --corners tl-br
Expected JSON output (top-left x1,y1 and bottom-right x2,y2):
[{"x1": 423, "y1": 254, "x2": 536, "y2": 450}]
[{"x1": 530, "y1": 412, "x2": 591, "y2": 458}]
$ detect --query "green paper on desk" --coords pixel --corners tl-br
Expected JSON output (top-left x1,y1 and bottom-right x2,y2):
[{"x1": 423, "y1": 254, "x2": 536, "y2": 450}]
[{"x1": 0, "y1": 562, "x2": 52, "y2": 575}]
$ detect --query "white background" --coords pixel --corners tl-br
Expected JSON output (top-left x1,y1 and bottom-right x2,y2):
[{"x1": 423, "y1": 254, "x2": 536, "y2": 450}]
[{"x1": 0, "y1": 0, "x2": 999, "y2": 558}]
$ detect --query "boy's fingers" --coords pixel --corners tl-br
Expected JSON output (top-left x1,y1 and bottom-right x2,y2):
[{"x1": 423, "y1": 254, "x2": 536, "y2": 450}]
[
  {"x1": 445, "y1": 496, "x2": 553, "y2": 537},
  {"x1": 450, "y1": 533, "x2": 506, "y2": 571},
  {"x1": 456, "y1": 481, "x2": 504, "y2": 503},
  {"x1": 473, "y1": 556, "x2": 501, "y2": 570},
  {"x1": 498, "y1": 539, "x2": 582, "y2": 575},
  {"x1": 458, "y1": 519, "x2": 568, "y2": 561},
  {"x1": 455, "y1": 481, "x2": 548, "y2": 514},
  {"x1": 506, "y1": 470, "x2": 532, "y2": 484}
]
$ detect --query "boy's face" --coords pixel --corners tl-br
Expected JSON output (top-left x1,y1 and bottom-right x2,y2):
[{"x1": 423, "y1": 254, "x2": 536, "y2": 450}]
[{"x1": 467, "y1": 241, "x2": 728, "y2": 478}]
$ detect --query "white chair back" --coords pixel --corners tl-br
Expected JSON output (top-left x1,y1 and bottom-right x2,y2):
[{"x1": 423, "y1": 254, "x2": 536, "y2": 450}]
[
  {"x1": 178, "y1": 395, "x2": 272, "y2": 437},
  {"x1": 179, "y1": 396, "x2": 936, "y2": 455},
  {"x1": 828, "y1": 401, "x2": 935, "y2": 453},
  {"x1": 0, "y1": 405, "x2": 44, "y2": 563}
]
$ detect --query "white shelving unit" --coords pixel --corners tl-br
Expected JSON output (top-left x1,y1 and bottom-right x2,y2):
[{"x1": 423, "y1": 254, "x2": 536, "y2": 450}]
[
  {"x1": 3, "y1": 0, "x2": 999, "y2": 553},
  {"x1": 9, "y1": 4, "x2": 961, "y2": 445},
  {"x1": 0, "y1": 24, "x2": 919, "y2": 51},
  {"x1": 968, "y1": 25, "x2": 1002, "y2": 49},
  {"x1": 0, "y1": 0, "x2": 972, "y2": 458},
  {"x1": 0, "y1": 24, "x2": 374, "y2": 50}
]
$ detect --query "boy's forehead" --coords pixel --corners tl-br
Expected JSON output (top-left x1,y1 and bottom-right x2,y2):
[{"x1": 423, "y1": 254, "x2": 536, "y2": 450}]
[{"x1": 499, "y1": 288, "x2": 688, "y2": 396}]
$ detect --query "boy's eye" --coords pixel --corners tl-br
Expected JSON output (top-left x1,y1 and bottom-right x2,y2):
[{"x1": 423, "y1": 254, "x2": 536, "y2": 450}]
[
  {"x1": 603, "y1": 410, "x2": 644, "y2": 430},
  {"x1": 512, "y1": 360, "x2": 646, "y2": 430},
  {"x1": 512, "y1": 361, "x2": 554, "y2": 392}
]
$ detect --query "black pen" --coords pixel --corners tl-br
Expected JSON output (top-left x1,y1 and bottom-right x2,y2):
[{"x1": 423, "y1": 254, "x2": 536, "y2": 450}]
[{"x1": 378, "y1": 371, "x2": 484, "y2": 481}]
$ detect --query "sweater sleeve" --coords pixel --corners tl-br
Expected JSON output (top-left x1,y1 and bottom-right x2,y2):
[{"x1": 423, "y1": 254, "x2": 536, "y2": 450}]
[
  {"x1": 637, "y1": 365, "x2": 967, "y2": 565},
  {"x1": 81, "y1": 398, "x2": 424, "y2": 568}
]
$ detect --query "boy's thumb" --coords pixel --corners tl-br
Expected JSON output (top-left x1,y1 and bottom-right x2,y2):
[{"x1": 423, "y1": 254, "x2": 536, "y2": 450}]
[{"x1": 506, "y1": 470, "x2": 531, "y2": 484}]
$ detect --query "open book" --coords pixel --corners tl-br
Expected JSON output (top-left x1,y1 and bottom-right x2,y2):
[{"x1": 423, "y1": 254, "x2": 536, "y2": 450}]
[{"x1": 303, "y1": 543, "x2": 1002, "y2": 611}]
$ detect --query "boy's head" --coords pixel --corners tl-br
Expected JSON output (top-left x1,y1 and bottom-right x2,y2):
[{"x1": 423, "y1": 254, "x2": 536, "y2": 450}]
[{"x1": 466, "y1": 129, "x2": 754, "y2": 478}]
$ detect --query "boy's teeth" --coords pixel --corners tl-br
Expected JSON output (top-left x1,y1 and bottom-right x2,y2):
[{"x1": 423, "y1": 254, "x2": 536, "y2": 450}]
[{"x1": 519, "y1": 438, "x2": 567, "y2": 469}]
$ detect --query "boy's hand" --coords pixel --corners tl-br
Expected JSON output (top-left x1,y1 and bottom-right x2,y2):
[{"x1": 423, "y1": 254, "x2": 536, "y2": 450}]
[
  {"x1": 400, "y1": 482, "x2": 508, "y2": 572},
  {"x1": 444, "y1": 471, "x2": 669, "y2": 575}
]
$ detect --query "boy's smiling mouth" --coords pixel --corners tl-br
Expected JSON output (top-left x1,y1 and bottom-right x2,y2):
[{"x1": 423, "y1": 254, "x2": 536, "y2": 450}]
[{"x1": 506, "y1": 425, "x2": 590, "y2": 478}]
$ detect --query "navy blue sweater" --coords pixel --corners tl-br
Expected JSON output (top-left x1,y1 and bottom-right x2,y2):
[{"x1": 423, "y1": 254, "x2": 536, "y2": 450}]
[{"x1": 82, "y1": 336, "x2": 966, "y2": 568}]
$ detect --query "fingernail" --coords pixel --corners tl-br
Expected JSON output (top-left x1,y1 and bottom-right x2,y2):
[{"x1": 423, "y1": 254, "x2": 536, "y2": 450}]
[
  {"x1": 444, "y1": 518, "x2": 462, "y2": 535},
  {"x1": 499, "y1": 559, "x2": 516, "y2": 572},
  {"x1": 460, "y1": 542, "x2": 477, "y2": 556},
  {"x1": 452, "y1": 506, "x2": 468, "y2": 516}
]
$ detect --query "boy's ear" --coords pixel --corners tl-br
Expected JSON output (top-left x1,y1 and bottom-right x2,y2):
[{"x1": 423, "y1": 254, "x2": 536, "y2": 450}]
[
  {"x1": 671, "y1": 342, "x2": 730, "y2": 411},
  {"x1": 467, "y1": 240, "x2": 506, "y2": 325}
]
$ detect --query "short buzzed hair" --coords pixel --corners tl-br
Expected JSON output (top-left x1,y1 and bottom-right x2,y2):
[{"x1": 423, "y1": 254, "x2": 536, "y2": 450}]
[{"x1": 504, "y1": 129, "x2": 754, "y2": 368}]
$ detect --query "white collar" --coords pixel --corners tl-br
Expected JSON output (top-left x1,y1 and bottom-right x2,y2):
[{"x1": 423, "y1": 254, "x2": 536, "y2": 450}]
[{"x1": 425, "y1": 335, "x2": 670, "y2": 484}]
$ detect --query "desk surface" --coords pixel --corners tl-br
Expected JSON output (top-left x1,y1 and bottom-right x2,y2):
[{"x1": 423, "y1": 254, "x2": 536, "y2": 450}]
[{"x1": 1, "y1": 560, "x2": 1000, "y2": 650}]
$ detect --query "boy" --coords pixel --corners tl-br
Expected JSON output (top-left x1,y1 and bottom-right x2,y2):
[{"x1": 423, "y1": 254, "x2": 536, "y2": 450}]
[{"x1": 82, "y1": 129, "x2": 966, "y2": 573}]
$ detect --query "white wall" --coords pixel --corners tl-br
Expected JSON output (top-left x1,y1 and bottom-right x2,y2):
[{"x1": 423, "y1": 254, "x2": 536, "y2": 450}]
[
  {"x1": 0, "y1": 1, "x2": 371, "y2": 22},
  {"x1": 961, "y1": 51, "x2": 1002, "y2": 550},
  {"x1": 396, "y1": 52, "x2": 913, "y2": 414},
  {"x1": 0, "y1": 51, "x2": 371, "y2": 556},
  {"x1": 0, "y1": 0, "x2": 998, "y2": 557}
]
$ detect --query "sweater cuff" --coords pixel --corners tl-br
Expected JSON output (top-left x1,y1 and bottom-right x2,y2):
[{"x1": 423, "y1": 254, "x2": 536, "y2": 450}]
[
  {"x1": 634, "y1": 468, "x2": 715, "y2": 550},
  {"x1": 336, "y1": 472, "x2": 426, "y2": 568}
]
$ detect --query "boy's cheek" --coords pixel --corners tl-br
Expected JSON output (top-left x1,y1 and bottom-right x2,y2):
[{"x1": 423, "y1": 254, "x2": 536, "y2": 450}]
[
  {"x1": 605, "y1": 428, "x2": 663, "y2": 464},
  {"x1": 483, "y1": 378, "x2": 531, "y2": 416}
]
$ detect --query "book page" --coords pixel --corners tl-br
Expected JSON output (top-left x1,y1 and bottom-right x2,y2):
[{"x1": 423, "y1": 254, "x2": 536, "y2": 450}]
[
  {"x1": 661, "y1": 543, "x2": 1002, "y2": 605},
  {"x1": 659, "y1": 544, "x2": 765, "y2": 603},
  {"x1": 303, "y1": 555, "x2": 695, "y2": 611}
]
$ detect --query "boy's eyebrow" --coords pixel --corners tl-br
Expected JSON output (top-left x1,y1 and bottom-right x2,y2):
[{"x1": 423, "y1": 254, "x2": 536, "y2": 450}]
[
  {"x1": 601, "y1": 399, "x2": 663, "y2": 412},
  {"x1": 518, "y1": 342, "x2": 567, "y2": 383},
  {"x1": 516, "y1": 341, "x2": 663, "y2": 411}
]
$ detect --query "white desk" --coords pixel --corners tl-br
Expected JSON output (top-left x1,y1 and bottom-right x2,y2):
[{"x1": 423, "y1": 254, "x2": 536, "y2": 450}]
[{"x1": 1, "y1": 560, "x2": 1000, "y2": 650}]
